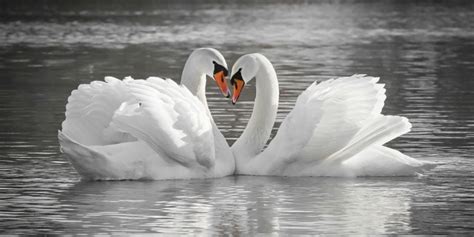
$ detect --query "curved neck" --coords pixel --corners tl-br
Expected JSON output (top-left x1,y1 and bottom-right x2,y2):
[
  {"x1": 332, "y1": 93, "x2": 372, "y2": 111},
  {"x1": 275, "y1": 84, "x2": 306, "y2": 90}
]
[
  {"x1": 180, "y1": 55, "x2": 209, "y2": 109},
  {"x1": 232, "y1": 56, "x2": 279, "y2": 166}
]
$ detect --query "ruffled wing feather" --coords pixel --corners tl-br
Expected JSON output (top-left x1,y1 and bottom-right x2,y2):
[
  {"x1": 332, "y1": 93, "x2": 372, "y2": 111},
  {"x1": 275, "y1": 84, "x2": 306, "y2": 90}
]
[
  {"x1": 110, "y1": 77, "x2": 215, "y2": 169},
  {"x1": 61, "y1": 76, "x2": 136, "y2": 146},
  {"x1": 262, "y1": 75, "x2": 407, "y2": 173}
]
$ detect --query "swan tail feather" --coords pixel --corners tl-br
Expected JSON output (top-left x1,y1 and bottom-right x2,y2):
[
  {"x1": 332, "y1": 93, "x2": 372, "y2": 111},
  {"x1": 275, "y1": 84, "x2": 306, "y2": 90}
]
[
  {"x1": 343, "y1": 145, "x2": 437, "y2": 176},
  {"x1": 325, "y1": 115, "x2": 411, "y2": 164},
  {"x1": 58, "y1": 130, "x2": 118, "y2": 180},
  {"x1": 58, "y1": 130, "x2": 154, "y2": 180}
]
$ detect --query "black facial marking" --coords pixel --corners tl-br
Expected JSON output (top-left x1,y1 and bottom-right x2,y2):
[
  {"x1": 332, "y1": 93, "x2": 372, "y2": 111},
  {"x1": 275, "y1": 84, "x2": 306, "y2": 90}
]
[
  {"x1": 230, "y1": 68, "x2": 243, "y2": 87},
  {"x1": 213, "y1": 61, "x2": 228, "y2": 77}
]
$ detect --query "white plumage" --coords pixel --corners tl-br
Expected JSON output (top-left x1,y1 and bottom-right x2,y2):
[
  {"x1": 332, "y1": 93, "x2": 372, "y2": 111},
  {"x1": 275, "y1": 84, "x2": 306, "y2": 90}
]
[
  {"x1": 59, "y1": 50, "x2": 436, "y2": 180},
  {"x1": 58, "y1": 48, "x2": 235, "y2": 180},
  {"x1": 230, "y1": 54, "x2": 436, "y2": 176}
]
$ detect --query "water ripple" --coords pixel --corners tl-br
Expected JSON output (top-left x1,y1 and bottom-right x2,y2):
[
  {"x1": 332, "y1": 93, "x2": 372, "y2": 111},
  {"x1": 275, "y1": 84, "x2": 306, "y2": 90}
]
[{"x1": 1, "y1": 0, "x2": 474, "y2": 234}]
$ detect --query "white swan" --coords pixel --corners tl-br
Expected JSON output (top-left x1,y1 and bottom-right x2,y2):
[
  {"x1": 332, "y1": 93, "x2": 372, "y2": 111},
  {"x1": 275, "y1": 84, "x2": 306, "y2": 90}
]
[
  {"x1": 58, "y1": 48, "x2": 235, "y2": 180},
  {"x1": 229, "y1": 53, "x2": 436, "y2": 177}
]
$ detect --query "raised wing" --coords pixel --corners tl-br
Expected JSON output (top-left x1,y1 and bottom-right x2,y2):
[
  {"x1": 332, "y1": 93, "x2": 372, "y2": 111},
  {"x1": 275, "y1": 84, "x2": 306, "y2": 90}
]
[
  {"x1": 111, "y1": 77, "x2": 215, "y2": 169},
  {"x1": 263, "y1": 75, "x2": 409, "y2": 171},
  {"x1": 61, "y1": 76, "x2": 136, "y2": 146}
]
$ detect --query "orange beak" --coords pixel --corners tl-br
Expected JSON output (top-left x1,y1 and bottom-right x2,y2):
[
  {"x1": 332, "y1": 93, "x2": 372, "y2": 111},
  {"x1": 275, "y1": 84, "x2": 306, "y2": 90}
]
[
  {"x1": 213, "y1": 71, "x2": 230, "y2": 98},
  {"x1": 231, "y1": 79, "x2": 245, "y2": 105}
]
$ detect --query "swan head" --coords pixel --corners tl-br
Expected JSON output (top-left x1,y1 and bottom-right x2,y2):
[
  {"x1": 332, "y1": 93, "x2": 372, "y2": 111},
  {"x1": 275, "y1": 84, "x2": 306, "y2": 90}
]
[
  {"x1": 192, "y1": 48, "x2": 230, "y2": 98},
  {"x1": 230, "y1": 54, "x2": 259, "y2": 104}
]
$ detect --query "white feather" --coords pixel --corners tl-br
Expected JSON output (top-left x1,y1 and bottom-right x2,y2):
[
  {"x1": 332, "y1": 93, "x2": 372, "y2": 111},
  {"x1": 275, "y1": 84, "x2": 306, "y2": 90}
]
[
  {"x1": 110, "y1": 78, "x2": 215, "y2": 169},
  {"x1": 58, "y1": 48, "x2": 234, "y2": 180},
  {"x1": 59, "y1": 77, "x2": 223, "y2": 180},
  {"x1": 231, "y1": 53, "x2": 436, "y2": 176}
]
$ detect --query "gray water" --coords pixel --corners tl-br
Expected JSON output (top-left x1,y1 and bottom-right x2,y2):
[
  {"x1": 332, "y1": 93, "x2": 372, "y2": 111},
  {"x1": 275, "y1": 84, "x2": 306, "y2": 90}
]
[{"x1": 1, "y1": 0, "x2": 474, "y2": 234}]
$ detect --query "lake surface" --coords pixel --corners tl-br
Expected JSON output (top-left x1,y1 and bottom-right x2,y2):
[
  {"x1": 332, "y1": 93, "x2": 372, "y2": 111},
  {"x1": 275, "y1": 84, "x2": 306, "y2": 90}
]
[{"x1": 1, "y1": 0, "x2": 474, "y2": 234}]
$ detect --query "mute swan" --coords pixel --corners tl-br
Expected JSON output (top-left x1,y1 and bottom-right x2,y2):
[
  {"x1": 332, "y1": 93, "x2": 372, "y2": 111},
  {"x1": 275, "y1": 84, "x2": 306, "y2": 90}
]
[
  {"x1": 230, "y1": 53, "x2": 436, "y2": 177},
  {"x1": 58, "y1": 48, "x2": 235, "y2": 180}
]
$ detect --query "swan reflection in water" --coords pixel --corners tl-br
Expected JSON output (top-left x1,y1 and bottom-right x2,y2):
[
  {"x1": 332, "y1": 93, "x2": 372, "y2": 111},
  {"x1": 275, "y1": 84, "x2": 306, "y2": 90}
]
[{"x1": 57, "y1": 176, "x2": 418, "y2": 234}]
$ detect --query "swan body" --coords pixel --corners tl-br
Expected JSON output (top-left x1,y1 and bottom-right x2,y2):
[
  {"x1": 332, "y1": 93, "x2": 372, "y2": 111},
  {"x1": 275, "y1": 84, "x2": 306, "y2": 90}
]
[
  {"x1": 230, "y1": 53, "x2": 436, "y2": 177},
  {"x1": 59, "y1": 48, "x2": 235, "y2": 180}
]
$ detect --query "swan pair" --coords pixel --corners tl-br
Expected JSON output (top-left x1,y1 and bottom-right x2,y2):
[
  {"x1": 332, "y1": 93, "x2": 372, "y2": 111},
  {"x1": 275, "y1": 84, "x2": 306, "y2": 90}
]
[{"x1": 59, "y1": 48, "x2": 435, "y2": 180}]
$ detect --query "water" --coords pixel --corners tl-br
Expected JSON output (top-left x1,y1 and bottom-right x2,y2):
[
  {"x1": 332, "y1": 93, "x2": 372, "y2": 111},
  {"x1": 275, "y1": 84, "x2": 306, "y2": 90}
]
[{"x1": 1, "y1": 0, "x2": 474, "y2": 234}]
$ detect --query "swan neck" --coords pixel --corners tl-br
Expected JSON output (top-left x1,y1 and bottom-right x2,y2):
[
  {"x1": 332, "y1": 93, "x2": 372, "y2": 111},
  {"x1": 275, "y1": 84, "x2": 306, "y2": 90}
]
[
  {"x1": 232, "y1": 57, "x2": 279, "y2": 166},
  {"x1": 180, "y1": 55, "x2": 208, "y2": 109}
]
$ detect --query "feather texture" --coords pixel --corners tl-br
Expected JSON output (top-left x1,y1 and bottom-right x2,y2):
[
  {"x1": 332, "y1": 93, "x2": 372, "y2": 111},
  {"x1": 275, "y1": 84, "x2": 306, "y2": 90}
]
[
  {"x1": 61, "y1": 76, "x2": 136, "y2": 145},
  {"x1": 233, "y1": 65, "x2": 436, "y2": 176},
  {"x1": 59, "y1": 76, "x2": 224, "y2": 180},
  {"x1": 110, "y1": 77, "x2": 215, "y2": 169}
]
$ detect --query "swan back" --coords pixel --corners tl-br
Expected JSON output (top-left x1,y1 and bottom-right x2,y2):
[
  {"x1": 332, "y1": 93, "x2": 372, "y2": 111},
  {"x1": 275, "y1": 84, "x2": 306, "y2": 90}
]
[
  {"x1": 235, "y1": 71, "x2": 434, "y2": 176},
  {"x1": 59, "y1": 48, "x2": 234, "y2": 180}
]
